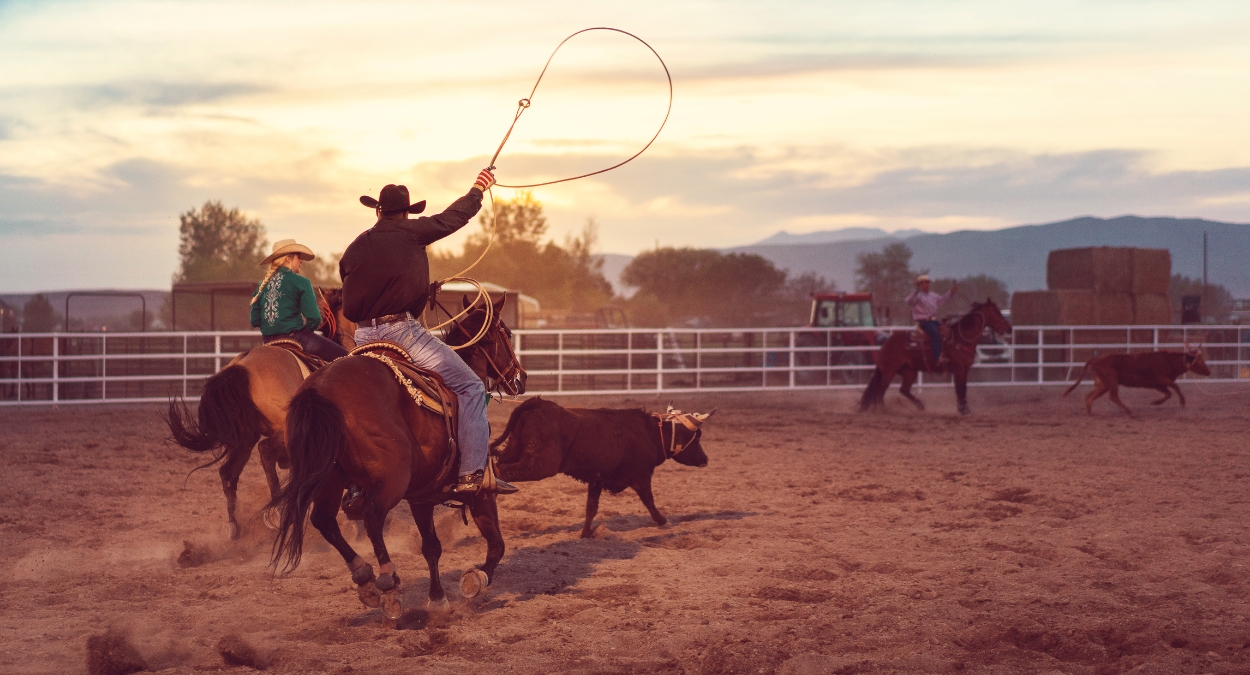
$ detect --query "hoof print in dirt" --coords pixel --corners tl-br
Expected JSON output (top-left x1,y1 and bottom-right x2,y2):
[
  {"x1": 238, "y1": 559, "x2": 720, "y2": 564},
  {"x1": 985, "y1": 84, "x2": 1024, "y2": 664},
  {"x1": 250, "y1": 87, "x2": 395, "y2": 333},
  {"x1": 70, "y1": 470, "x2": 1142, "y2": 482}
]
[
  {"x1": 217, "y1": 633, "x2": 270, "y2": 670},
  {"x1": 86, "y1": 628, "x2": 147, "y2": 675}
]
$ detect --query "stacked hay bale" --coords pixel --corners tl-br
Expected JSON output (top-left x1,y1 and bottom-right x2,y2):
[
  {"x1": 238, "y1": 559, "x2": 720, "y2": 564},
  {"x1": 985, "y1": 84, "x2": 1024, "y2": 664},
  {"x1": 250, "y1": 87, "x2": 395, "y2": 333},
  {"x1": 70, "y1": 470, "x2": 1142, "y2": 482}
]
[{"x1": 1011, "y1": 247, "x2": 1171, "y2": 325}]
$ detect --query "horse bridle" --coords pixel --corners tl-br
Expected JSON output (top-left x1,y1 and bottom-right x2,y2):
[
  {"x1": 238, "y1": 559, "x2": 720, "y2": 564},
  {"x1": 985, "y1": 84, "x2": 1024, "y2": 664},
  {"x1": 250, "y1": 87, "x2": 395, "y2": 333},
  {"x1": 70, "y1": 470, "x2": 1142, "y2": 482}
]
[
  {"x1": 654, "y1": 413, "x2": 701, "y2": 459},
  {"x1": 445, "y1": 310, "x2": 525, "y2": 396}
]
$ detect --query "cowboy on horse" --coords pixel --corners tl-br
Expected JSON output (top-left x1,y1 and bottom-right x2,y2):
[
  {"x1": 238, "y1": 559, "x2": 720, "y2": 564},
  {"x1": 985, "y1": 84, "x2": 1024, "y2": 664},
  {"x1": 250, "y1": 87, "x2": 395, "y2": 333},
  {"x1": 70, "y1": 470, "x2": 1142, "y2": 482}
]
[
  {"x1": 338, "y1": 168, "x2": 518, "y2": 495},
  {"x1": 905, "y1": 274, "x2": 957, "y2": 370},
  {"x1": 250, "y1": 239, "x2": 350, "y2": 362}
]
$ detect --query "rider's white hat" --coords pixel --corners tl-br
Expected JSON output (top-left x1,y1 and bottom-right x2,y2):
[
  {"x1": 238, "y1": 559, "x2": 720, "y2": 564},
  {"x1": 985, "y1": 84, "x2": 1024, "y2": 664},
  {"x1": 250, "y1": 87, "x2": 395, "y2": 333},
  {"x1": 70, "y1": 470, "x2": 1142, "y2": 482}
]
[{"x1": 915, "y1": 274, "x2": 931, "y2": 284}]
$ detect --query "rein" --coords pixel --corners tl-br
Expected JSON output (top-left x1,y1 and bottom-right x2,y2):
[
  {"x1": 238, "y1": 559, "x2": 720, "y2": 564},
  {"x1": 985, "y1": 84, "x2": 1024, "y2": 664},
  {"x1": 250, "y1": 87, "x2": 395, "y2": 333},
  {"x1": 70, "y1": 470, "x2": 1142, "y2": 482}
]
[
  {"x1": 315, "y1": 287, "x2": 337, "y2": 338},
  {"x1": 441, "y1": 301, "x2": 524, "y2": 395}
]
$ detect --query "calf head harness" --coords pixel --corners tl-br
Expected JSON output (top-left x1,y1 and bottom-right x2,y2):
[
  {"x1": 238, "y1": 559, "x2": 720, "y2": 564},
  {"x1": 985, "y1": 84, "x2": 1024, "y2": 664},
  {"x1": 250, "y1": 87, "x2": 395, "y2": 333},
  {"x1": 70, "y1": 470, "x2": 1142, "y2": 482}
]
[{"x1": 653, "y1": 406, "x2": 712, "y2": 459}]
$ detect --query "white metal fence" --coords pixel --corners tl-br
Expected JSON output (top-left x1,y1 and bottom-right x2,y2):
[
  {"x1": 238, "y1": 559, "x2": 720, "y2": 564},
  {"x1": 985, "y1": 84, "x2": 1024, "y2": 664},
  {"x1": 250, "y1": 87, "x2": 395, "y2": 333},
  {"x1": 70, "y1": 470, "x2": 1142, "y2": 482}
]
[{"x1": 2, "y1": 325, "x2": 1247, "y2": 405}]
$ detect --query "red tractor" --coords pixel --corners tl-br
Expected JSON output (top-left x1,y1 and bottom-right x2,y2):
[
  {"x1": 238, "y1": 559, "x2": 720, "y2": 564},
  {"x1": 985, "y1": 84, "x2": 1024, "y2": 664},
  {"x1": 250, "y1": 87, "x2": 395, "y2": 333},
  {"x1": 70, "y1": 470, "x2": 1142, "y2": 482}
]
[
  {"x1": 795, "y1": 292, "x2": 881, "y2": 384},
  {"x1": 808, "y1": 292, "x2": 877, "y2": 336}
]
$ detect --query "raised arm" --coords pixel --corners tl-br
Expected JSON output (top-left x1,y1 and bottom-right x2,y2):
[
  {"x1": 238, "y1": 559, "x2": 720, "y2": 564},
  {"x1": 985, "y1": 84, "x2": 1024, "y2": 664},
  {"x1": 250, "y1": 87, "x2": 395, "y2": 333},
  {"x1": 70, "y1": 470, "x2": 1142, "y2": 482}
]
[{"x1": 404, "y1": 169, "x2": 496, "y2": 246}]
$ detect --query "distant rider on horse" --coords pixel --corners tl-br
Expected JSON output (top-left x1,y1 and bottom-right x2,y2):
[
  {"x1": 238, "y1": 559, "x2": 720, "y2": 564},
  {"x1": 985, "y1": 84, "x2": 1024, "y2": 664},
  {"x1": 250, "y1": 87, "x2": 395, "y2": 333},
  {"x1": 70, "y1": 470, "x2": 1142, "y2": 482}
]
[
  {"x1": 338, "y1": 169, "x2": 518, "y2": 495},
  {"x1": 906, "y1": 274, "x2": 957, "y2": 369},
  {"x1": 250, "y1": 239, "x2": 350, "y2": 361}
]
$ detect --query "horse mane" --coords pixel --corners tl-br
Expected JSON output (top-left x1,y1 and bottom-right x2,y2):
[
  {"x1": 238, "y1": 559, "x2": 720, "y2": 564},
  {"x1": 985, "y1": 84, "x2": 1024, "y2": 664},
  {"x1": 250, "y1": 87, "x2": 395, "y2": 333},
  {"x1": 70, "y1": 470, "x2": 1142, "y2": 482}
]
[{"x1": 318, "y1": 286, "x2": 343, "y2": 313}]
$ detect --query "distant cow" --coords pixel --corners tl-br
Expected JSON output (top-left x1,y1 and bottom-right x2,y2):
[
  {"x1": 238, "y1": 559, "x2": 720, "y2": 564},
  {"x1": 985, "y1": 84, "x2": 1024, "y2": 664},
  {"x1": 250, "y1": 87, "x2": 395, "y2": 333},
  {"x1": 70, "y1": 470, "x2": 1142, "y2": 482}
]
[
  {"x1": 491, "y1": 398, "x2": 715, "y2": 538},
  {"x1": 1063, "y1": 347, "x2": 1211, "y2": 415}
]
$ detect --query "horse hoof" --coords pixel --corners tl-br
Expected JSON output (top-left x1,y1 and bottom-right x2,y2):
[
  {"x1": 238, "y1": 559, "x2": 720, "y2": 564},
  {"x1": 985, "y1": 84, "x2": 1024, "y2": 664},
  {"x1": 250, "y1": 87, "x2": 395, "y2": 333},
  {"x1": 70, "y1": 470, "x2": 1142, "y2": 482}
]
[
  {"x1": 356, "y1": 581, "x2": 382, "y2": 608},
  {"x1": 261, "y1": 508, "x2": 280, "y2": 531},
  {"x1": 227, "y1": 522, "x2": 240, "y2": 540},
  {"x1": 460, "y1": 569, "x2": 489, "y2": 598},
  {"x1": 381, "y1": 591, "x2": 403, "y2": 620}
]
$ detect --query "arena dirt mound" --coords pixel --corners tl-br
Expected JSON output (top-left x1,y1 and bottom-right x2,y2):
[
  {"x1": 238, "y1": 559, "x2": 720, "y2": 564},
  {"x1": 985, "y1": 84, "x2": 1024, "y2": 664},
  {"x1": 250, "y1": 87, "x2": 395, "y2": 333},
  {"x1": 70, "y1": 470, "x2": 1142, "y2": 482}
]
[
  {"x1": 86, "y1": 628, "x2": 147, "y2": 675},
  {"x1": 217, "y1": 633, "x2": 270, "y2": 669}
]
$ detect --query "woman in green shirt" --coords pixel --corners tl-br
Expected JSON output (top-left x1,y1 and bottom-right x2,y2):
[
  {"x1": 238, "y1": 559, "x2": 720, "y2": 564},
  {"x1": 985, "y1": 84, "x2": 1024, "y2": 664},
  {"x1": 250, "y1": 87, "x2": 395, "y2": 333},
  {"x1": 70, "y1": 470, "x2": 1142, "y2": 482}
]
[{"x1": 250, "y1": 239, "x2": 349, "y2": 361}]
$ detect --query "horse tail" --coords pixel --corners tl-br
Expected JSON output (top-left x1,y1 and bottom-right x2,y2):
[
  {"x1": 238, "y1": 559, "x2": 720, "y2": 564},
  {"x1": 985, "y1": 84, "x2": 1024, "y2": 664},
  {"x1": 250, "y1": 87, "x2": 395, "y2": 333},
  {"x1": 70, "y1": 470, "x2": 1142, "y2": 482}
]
[
  {"x1": 489, "y1": 396, "x2": 542, "y2": 452},
  {"x1": 270, "y1": 387, "x2": 344, "y2": 574},
  {"x1": 859, "y1": 367, "x2": 884, "y2": 412},
  {"x1": 165, "y1": 364, "x2": 263, "y2": 463},
  {"x1": 1063, "y1": 360, "x2": 1091, "y2": 398}
]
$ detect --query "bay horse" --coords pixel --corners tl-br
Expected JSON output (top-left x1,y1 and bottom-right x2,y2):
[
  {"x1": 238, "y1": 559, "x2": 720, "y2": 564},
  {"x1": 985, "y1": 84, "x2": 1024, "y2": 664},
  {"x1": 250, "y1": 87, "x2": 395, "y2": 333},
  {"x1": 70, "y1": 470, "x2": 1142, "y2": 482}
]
[
  {"x1": 859, "y1": 298, "x2": 1011, "y2": 415},
  {"x1": 165, "y1": 287, "x2": 356, "y2": 539},
  {"x1": 270, "y1": 295, "x2": 526, "y2": 619}
]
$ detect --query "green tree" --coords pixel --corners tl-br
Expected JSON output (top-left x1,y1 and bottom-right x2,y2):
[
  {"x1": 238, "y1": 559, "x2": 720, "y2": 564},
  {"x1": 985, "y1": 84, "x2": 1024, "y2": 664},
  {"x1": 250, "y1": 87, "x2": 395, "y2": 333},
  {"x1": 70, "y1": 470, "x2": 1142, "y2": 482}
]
[
  {"x1": 22, "y1": 294, "x2": 59, "y2": 332},
  {"x1": 174, "y1": 201, "x2": 268, "y2": 283},
  {"x1": 855, "y1": 242, "x2": 919, "y2": 325},
  {"x1": 430, "y1": 193, "x2": 615, "y2": 313},
  {"x1": 1170, "y1": 274, "x2": 1233, "y2": 322},
  {"x1": 164, "y1": 201, "x2": 268, "y2": 330},
  {"x1": 930, "y1": 274, "x2": 1010, "y2": 316},
  {"x1": 622, "y1": 248, "x2": 792, "y2": 327}
]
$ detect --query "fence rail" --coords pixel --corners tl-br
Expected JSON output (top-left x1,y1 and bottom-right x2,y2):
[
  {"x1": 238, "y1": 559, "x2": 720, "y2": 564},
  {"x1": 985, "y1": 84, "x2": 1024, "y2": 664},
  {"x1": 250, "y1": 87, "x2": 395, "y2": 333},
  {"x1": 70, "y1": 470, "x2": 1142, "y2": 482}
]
[{"x1": 1, "y1": 325, "x2": 1247, "y2": 405}]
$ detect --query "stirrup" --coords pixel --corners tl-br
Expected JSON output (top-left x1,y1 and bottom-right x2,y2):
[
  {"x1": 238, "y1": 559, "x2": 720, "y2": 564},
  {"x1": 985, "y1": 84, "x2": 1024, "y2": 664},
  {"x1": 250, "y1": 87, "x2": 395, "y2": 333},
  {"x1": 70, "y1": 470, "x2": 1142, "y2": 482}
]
[
  {"x1": 483, "y1": 456, "x2": 519, "y2": 495},
  {"x1": 342, "y1": 484, "x2": 365, "y2": 510}
]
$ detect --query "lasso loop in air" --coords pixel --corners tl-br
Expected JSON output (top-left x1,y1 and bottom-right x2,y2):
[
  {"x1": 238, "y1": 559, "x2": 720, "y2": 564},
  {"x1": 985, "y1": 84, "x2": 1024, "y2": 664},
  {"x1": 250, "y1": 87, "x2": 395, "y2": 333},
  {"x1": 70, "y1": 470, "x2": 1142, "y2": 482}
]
[
  {"x1": 437, "y1": 27, "x2": 671, "y2": 331},
  {"x1": 487, "y1": 26, "x2": 673, "y2": 188}
]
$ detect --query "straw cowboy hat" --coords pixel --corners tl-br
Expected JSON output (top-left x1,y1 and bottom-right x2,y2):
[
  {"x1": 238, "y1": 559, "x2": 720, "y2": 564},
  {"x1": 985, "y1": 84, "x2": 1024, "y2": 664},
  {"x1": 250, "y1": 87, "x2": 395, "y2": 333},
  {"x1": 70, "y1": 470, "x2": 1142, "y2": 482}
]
[
  {"x1": 914, "y1": 274, "x2": 931, "y2": 284},
  {"x1": 261, "y1": 239, "x2": 315, "y2": 266},
  {"x1": 359, "y1": 184, "x2": 426, "y2": 215}
]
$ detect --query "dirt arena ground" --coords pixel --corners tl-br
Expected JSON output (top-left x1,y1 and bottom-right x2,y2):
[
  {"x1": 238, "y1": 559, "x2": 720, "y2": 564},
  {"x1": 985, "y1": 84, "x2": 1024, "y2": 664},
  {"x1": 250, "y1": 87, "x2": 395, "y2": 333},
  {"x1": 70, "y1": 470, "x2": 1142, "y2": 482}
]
[{"x1": 3, "y1": 383, "x2": 1250, "y2": 675}]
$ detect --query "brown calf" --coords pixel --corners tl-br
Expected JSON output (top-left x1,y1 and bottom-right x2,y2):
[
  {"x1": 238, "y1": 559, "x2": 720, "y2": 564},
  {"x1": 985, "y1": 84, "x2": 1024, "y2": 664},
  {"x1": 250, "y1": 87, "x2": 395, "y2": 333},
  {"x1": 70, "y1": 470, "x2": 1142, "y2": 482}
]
[
  {"x1": 491, "y1": 398, "x2": 714, "y2": 538},
  {"x1": 1063, "y1": 348, "x2": 1210, "y2": 415}
]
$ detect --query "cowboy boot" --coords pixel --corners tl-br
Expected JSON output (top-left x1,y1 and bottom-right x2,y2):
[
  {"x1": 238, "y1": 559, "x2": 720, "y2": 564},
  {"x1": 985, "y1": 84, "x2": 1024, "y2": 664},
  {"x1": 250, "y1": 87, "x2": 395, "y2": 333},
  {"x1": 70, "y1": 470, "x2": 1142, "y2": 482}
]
[{"x1": 451, "y1": 461, "x2": 519, "y2": 495}]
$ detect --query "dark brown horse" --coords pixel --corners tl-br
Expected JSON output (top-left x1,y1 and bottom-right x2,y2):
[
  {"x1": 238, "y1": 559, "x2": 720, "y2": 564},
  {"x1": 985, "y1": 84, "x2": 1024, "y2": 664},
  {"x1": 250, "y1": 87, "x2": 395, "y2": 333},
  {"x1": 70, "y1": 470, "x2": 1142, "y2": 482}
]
[
  {"x1": 270, "y1": 295, "x2": 525, "y2": 619},
  {"x1": 859, "y1": 299, "x2": 1011, "y2": 415},
  {"x1": 165, "y1": 288, "x2": 356, "y2": 539}
]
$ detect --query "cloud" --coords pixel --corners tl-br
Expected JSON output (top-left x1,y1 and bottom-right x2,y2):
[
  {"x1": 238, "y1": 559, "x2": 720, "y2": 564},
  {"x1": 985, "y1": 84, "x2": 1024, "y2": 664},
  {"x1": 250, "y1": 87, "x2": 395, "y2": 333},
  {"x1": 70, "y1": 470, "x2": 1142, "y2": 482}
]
[
  {"x1": 2, "y1": 140, "x2": 1249, "y2": 291},
  {"x1": 398, "y1": 146, "x2": 1250, "y2": 256},
  {"x1": 77, "y1": 82, "x2": 269, "y2": 109}
]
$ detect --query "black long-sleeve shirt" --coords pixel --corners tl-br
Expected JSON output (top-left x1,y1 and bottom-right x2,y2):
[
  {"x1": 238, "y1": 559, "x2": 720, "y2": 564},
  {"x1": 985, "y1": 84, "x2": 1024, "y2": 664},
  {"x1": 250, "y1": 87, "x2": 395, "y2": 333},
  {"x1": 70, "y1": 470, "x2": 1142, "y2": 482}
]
[{"x1": 339, "y1": 189, "x2": 483, "y2": 322}]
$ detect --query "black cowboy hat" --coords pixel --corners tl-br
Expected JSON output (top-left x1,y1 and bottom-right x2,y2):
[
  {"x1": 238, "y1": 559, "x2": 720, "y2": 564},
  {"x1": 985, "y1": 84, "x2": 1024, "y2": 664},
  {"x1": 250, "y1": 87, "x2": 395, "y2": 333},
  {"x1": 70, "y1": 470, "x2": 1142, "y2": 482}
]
[{"x1": 359, "y1": 184, "x2": 426, "y2": 215}]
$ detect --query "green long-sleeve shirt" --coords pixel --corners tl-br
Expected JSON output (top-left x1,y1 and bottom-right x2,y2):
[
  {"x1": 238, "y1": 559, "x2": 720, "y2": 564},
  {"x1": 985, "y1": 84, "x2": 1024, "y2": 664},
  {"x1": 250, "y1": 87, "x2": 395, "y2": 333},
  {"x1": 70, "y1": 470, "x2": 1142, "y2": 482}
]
[{"x1": 249, "y1": 267, "x2": 322, "y2": 336}]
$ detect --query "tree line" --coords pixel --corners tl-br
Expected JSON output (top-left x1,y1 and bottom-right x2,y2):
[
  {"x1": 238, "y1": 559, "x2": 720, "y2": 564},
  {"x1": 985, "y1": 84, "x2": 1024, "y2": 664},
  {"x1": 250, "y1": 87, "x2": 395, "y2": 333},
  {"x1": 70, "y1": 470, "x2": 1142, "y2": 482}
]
[{"x1": 29, "y1": 194, "x2": 1219, "y2": 333}]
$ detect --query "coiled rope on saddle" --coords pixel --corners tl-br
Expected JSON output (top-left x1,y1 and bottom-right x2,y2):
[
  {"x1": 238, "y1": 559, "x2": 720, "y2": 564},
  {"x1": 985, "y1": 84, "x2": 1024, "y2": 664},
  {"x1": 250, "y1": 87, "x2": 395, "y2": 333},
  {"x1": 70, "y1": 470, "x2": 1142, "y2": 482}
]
[{"x1": 431, "y1": 27, "x2": 672, "y2": 348}]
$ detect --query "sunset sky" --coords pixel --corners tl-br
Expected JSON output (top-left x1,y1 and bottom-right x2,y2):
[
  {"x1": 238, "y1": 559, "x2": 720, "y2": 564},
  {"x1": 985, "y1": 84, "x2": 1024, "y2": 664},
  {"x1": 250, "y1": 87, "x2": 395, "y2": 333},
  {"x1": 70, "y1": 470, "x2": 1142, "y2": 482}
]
[{"x1": 2, "y1": 0, "x2": 1249, "y2": 291}]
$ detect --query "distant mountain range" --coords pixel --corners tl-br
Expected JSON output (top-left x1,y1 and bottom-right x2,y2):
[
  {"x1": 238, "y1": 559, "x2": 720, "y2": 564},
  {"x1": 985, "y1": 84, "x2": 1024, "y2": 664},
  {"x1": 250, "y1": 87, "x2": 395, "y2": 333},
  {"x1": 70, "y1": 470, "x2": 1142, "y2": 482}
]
[
  {"x1": 750, "y1": 228, "x2": 926, "y2": 246},
  {"x1": 597, "y1": 216, "x2": 1250, "y2": 298}
]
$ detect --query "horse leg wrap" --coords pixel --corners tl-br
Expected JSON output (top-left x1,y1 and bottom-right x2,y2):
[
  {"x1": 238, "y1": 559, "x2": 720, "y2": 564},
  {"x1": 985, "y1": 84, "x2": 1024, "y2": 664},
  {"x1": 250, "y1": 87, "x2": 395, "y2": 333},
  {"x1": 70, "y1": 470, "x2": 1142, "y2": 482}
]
[{"x1": 376, "y1": 573, "x2": 398, "y2": 592}]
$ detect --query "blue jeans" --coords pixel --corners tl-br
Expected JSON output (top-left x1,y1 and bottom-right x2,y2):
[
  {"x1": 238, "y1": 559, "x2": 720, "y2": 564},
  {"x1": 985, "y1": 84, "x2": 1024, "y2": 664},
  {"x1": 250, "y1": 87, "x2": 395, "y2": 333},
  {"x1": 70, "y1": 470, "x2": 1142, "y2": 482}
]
[
  {"x1": 354, "y1": 316, "x2": 488, "y2": 477},
  {"x1": 919, "y1": 320, "x2": 941, "y2": 362}
]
